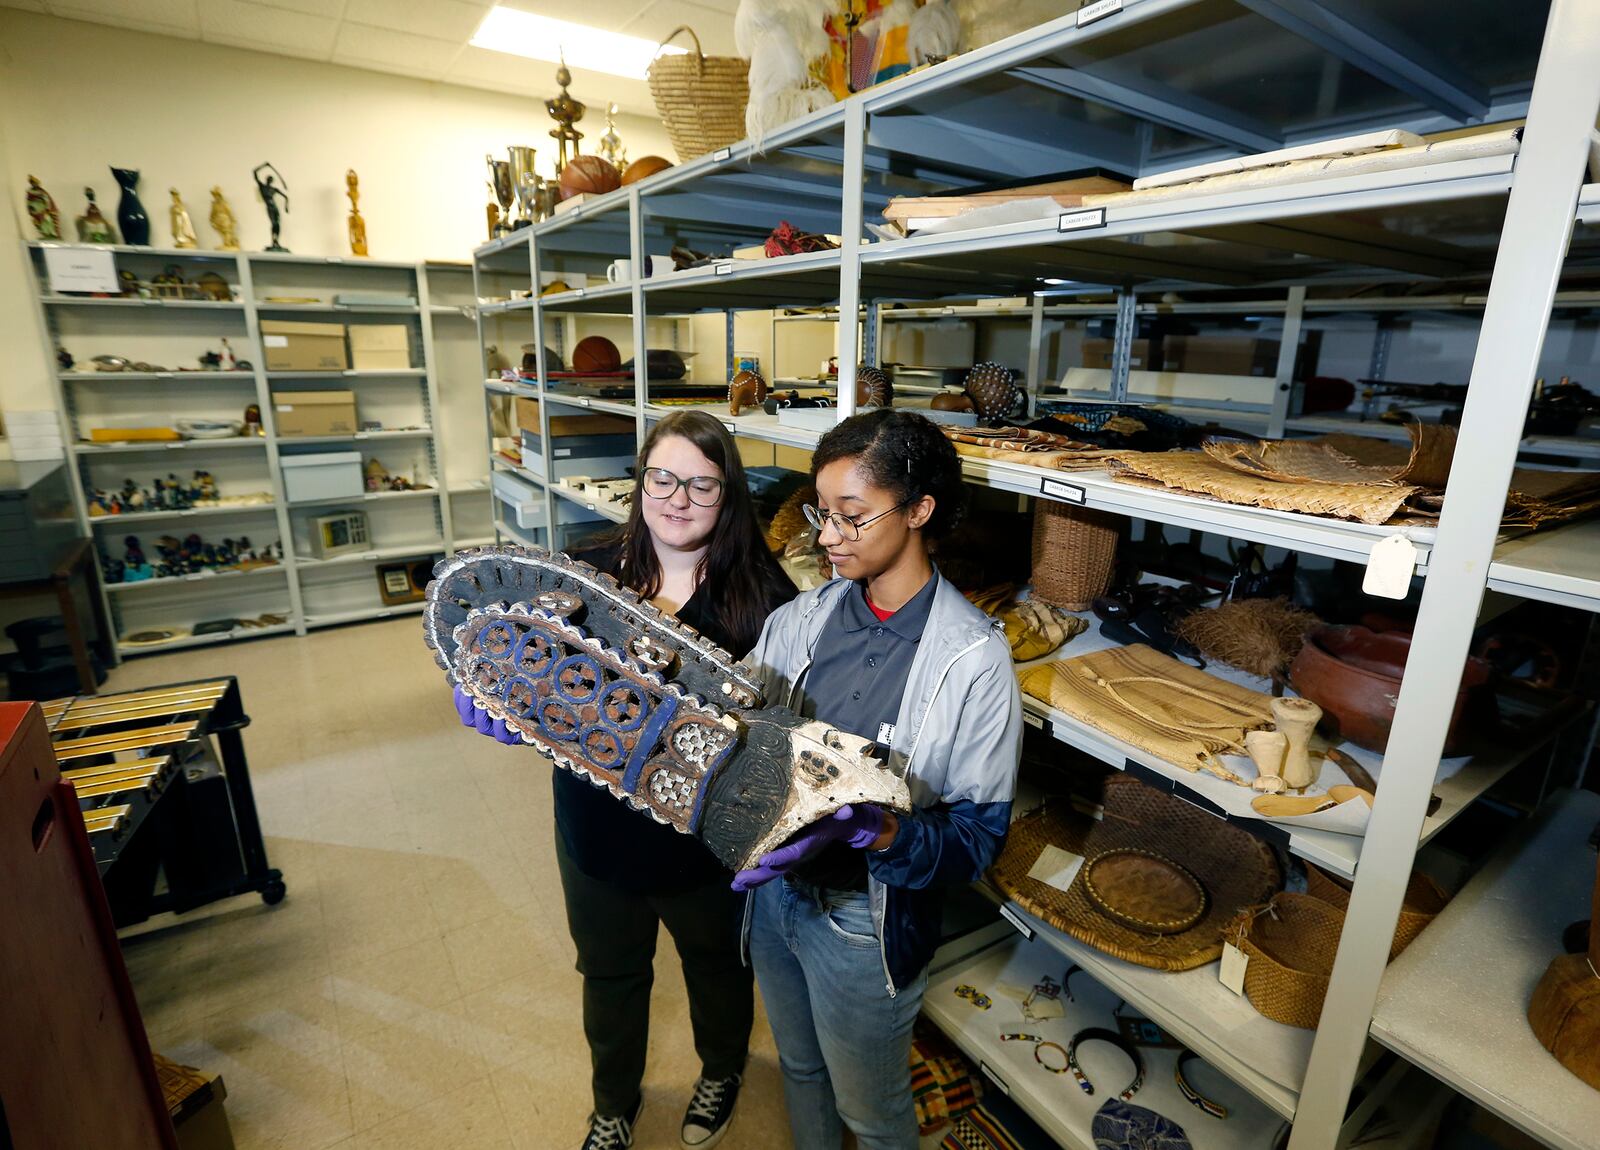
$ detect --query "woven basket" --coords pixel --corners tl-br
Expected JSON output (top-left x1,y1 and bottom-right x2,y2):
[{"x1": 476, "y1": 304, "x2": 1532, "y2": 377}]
[
  {"x1": 1030, "y1": 500, "x2": 1117, "y2": 610},
  {"x1": 647, "y1": 27, "x2": 749, "y2": 162},
  {"x1": 988, "y1": 776, "x2": 1281, "y2": 971},
  {"x1": 1229, "y1": 893, "x2": 1344, "y2": 1029},
  {"x1": 1304, "y1": 864, "x2": 1449, "y2": 961}
]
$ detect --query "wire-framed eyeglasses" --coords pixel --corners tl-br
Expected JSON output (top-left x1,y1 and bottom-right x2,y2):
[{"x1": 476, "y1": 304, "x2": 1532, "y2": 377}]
[
  {"x1": 641, "y1": 467, "x2": 724, "y2": 507},
  {"x1": 802, "y1": 500, "x2": 909, "y2": 542}
]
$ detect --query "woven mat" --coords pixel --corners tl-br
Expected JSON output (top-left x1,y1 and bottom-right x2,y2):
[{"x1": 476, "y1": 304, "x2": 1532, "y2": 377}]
[
  {"x1": 1106, "y1": 450, "x2": 1417, "y2": 525},
  {"x1": 1018, "y1": 644, "x2": 1274, "y2": 782},
  {"x1": 942, "y1": 425, "x2": 1121, "y2": 470},
  {"x1": 989, "y1": 778, "x2": 1282, "y2": 970},
  {"x1": 1202, "y1": 438, "x2": 1403, "y2": 486}
]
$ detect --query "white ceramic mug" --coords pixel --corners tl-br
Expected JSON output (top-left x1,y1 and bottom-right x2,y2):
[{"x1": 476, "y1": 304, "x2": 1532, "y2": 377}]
[
  {"x1": 606, "y1": 258, "x2": 632, "y2": 283},
  {"x1": 644, "y1": 254, "x2": 674, "y2": 278}
]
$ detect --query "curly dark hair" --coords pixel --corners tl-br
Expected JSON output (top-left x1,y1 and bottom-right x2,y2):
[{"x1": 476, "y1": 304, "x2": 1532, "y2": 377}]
[{"x1": 810, "y1": 409, "x2": 966, "y2": 539}]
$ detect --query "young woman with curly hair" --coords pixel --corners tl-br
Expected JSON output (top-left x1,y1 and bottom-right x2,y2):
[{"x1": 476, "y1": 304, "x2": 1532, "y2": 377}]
[{"x1": 737, "y1": 408, "x2": 1023, "y2": 1149}]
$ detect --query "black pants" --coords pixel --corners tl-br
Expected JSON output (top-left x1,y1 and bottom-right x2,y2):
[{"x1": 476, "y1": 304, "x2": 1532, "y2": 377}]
[{"x1": 554, "y1": 829, "x2": 754, "y2": 1117}]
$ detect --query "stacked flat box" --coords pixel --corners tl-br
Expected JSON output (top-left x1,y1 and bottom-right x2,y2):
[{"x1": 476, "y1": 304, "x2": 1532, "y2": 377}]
[
  {"x1": 5, "y1": 411, "x2": 65, "y2": 461},
  {"x1": 519, "y1": 430, "x2": 636, "y2": 482}
]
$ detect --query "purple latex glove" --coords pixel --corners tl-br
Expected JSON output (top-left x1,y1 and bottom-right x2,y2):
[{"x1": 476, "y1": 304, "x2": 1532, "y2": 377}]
[
  {"x1": 453, "y1": 685, "x2": 521, "y2": 746},
  {"x1": 730, "y1": 804, "x2": 886, "y2": 892}
]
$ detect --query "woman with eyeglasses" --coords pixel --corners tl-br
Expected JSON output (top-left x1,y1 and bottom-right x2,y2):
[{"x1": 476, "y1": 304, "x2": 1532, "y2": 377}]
[
  {"x1": 456, "y1": 410, "x2": 794, "y2": 1150},
  {"x1": 738, "y1": 408, "x2": 1022, "y2": 1150}
]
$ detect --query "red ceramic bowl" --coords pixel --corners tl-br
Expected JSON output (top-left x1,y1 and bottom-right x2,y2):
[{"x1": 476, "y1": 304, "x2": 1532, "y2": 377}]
[{"x1": 1288, "y1": 624, "x2": 1491, "y2": 754}]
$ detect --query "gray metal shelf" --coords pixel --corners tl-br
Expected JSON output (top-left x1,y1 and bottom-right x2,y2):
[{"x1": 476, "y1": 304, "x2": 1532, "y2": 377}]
[{"x1": 1371, "y1": 789, "x2": 1600, "y2": 1150}]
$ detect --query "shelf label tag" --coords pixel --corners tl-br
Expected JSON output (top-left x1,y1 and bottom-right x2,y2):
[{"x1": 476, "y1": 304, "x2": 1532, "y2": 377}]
[
  {"x1": 715, "y1": 262, "x2": 735, "y2": 276},
  {"x1": 1057, "y1": 207, "x2": 1107, "y2": 233},
  {"x1": 1076, "y1": 0, "x2": 1123, "y2": 26},
  {"x1": 713, "y1": 146, "x2": 733, "y2": 162},
  {"x1": 575, "y1": 288, "x2": 586, "y2": 298},
  {"x1": 1039, "y1": 477, "x2": 1087, "y2": 504},
  {"x1": 1220, "y1": 942, "x2": 1248, "y2": 995},
  {"x1": 43, "y1": 246, "x2": 118, "y2": 294},
  {"x1": 1021, "y1": 710, "x2": 1044, "y2": 730},
  {"x1": 978, "y1": 1062, "x2": 1010, "y2": 1096},
  {"x1": 1362, "y1": 534, "x2": 1418, "y2": 600},
  {"x1": 998, "y1": 904, "x2": 1035, "y2": 940},
  {"x1": 724, "y1": 422, "x2": 738, "y2": 434}
]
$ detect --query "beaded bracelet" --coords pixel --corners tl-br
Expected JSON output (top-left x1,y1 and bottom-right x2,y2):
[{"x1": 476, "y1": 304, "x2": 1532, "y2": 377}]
[
  {"x1": 1066, "y1": 1027, "x2": 1145, "y2": 1101},
  {"x1": 999, "y1": 1033, "x2": 1070, "y2": 1073},
  {"x1": 1175, "y1": 1050, "x2": 1229, "y2": 1119}
]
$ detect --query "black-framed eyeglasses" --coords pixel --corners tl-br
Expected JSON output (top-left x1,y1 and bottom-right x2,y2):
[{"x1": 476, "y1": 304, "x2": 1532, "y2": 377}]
[
  {"x1": 802, "y1": 500, "x2": 909, "y2": 542},
  {"x1": 641, "y1": 467, "x2": 724, "y2": 507}
]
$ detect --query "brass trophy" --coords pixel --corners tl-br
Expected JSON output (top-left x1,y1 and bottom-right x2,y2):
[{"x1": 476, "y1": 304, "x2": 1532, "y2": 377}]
[
  {"x1": 597, "y1": 102, "x2": 627, "y2": 174},
  {"x1": 545, "y1": 58, "x2": 586, "y2": 176},
  {"x1": 507, "y1": 145, "x2": 539, "y2": 228},
  {"x1": 485, "y1": 154, "x2": 514, "y2": 239}
]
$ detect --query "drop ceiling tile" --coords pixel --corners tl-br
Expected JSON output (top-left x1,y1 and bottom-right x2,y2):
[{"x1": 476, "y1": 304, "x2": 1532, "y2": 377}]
[
  {"x1": 621, "y1": 0, "x2": 736, "y2": 57},
  {"x1": 343, "y1": 0, "x2": 489, "y2": 42},
  {"x1": 333, "y1": 23, "x2": 460, "y2": 77},
  {"x1": 445, "y1": 45, "x2": 654, "y2": 114},
  {"x1": 199, "y1": 0, "x2": 338, "y2": 57},
  {"x1": 0, "y1": 1, "x2": 51, "y2": 13},
  {"x1": 492, "y1": 0, "x2": 655, "y2": 32},
  {"x1": 46, "y1": 0, "x2": 198, "y2": 33}
]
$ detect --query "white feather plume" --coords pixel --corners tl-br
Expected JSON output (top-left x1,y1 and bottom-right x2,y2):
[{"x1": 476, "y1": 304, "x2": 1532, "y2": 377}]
[
  {"x1": 907, "y1": 0, "x2": 960, "y2": 65},
  {"x1": 736, "y1": 0, "x2": 837, "y2": 146}
]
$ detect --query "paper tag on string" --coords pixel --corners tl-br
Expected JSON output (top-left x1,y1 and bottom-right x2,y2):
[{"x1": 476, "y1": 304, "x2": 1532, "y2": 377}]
[
  {"x1": 1220, "y1": 942, "x2": 1248, "y2": 995},
  {"x1": 1362, "y1": 534, "x2": 1417, "y2": 600}
]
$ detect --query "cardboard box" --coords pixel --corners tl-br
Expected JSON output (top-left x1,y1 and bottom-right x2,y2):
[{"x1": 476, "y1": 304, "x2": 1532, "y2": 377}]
[
  {"x1": 773, "y1": 444, "x2": 813, "y2": 472},
  {"x1": 1159, "y1": 335, "x2": 1280, "y2": 376},
  {"x1": 1082, "y1": 338, "x2": 1156, "y2": 370},
  {"x1": 281, "y1": 451, "x2": 363, "y2": 502},
  {"x1": 274, "y1": 391, "x2": 357, "y2": 437},
  {"x1": 348, "y1": 325, "x2": 411, "y2": 371},
  {"x1": 261, "y1": 320, "x2": 348, "y2": 371},
  {"x1": 515, "y1": 397, "x2": 634, "y2": 438}
]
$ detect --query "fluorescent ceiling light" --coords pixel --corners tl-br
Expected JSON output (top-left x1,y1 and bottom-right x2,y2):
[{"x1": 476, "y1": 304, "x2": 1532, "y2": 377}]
[{"x1": 471, "y1": 6, "x2": 686, "y2": 80}]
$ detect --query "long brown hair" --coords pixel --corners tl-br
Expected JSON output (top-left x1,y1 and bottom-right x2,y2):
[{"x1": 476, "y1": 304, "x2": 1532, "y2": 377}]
[{"x1": 609, "y1": 410, "x2": 788, "y2": 654}]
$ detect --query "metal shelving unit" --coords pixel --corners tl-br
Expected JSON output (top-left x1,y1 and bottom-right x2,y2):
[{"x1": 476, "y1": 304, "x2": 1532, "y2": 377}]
[
  {"x1": 26, "y1": 246, "x2": 487, "y2": 654},
  {"x1": 464, "y1": 5, "x2": 1600, "y2": 1145}
]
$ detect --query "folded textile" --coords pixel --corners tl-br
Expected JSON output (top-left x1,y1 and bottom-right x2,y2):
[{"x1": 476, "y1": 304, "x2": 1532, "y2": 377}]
[
  {"x1": 1002, "y1": 599, "x2": 1089, "y2": 663},
  {"x1": 1106, "y1": 450, "x2": 1417, "y2": 525},
  {"x1": 912, "y1": 1024, "x2": 982, "y2": 1134},
  {"x1": 941, "y1": 424, "x2": 1121, "y2": 470},
  {"x1": 1018, "y1": 644, "x2": 1275, "y2": 782},
  {"x1": 942, "y1": 1105, "x2": 1027, "y2": 1150}
]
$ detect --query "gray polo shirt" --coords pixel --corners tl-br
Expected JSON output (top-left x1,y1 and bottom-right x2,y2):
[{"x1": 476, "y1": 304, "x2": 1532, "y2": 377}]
[{"x1": 792, "y1": 571, "x2": 937, "y2": 890}]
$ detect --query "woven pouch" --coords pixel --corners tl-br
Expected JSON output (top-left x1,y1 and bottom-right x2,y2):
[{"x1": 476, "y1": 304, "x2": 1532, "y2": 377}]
[{"x1": 1227, "y1": 893, "x2": 1344, "y2": 1029}]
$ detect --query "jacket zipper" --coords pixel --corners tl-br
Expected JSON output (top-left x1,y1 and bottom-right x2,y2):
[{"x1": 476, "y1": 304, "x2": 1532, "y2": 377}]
[{"x1": 871, "y1": 630, "x2": 990, "y2": 997}]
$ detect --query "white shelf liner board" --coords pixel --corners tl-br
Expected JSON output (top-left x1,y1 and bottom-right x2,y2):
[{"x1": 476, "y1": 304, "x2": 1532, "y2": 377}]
[
  {"x1": 1133, "y1": 129, "x2": 1425, "y2": 191},
  {"x1": 924, "y1": 931, "x2": 1292, "y2": 1146},
  {"x1": 1371, "y1": 789, "x2": 1600, "y2": 1150}
]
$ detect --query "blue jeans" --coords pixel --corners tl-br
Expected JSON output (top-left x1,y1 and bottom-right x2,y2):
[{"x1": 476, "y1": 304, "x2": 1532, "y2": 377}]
[{"x1": 748, "y1": 878, "x2": 927, "y2": 1150}]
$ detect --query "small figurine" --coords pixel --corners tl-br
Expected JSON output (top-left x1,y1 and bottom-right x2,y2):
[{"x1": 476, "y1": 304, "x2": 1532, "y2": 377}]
[
  {"x1": 75, "y1": 188, "x2": 117, "y2": 243},
  {"x1": 220, "y1": 337, "x2": 237, "y2": 370},
  {"x1": 150, "y1": 264, "x2": 186, "y2": 299},
  {"x1": 364, "y1": 457, "x2": 388, "y2": 492},
  {"x1": 26, "y1": 176, "x2": 62, "y2": 240},
  {"x1": 194, "y1": 470, "x2": 218, "y2": 502},
  {"x1": 346, "y1": 169, "x2": 367, "y2": 257},
  {"x1": 123, "y1": 536, "x2": 152, "y2": 581},
  {"x1": 111, "y1": 167, "x2": 150, "y2": 246},
  {"x1": 200, "y1": 350, "x2": 223, "y2": 370},
  {"x1": 209, "y1": 186, "x2": 240, "y2": 250},
  {"x1": 252, "y1": 162, "x2": 290, "y2": 252},
  {"x1": 243, "y1": 403, "x2": 263, "y2": 436},
  {"x1": 169, "y1": 188, "x2": 198, "y2": 248},
  {"x1": 118, "y1": 269, "x2": 143, "y2": 298},
  {"x1": 56, "y1": 346, "x2": 74, "y2": 370}
]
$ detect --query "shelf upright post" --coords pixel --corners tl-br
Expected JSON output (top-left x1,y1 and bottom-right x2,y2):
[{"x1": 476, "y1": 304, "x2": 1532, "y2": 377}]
[
  {"x1": 471, "y1": 251, "x2": 499, "y2": 543},
  {"x1": 529, "y1": 233, "x2": 557, "y2": 545},
  {"x1": 1287, "y1": 3, "x2": 1600, "y2": 1146},
  {"x1": 1109, "y1": 288, "x2": 1137, "y2": 402},
  {"x1": 725, "y1": 310, "x2": 736, "y2": 386},
  {"x1": 863, "y1": 301, "x2": 879, "y2": 366},
  {"x1": 1025, "y1": 292, "x2": 1046, "y2": 417},
  {"x1": 1267, "y1": 285, "x2": 1305, "y2": 438},
  {"x1": 835, "y1": 97, "x2": 867, "y2": 420},
  {"x1": 415, "y1": 263, "x2": 454, "y2": 549},
  {"x1": 628, "y1": 187, "x2": 647, "y2": 444},
  {"x1": 238, "y1": 254, "x2": 307, "y2": 635}
]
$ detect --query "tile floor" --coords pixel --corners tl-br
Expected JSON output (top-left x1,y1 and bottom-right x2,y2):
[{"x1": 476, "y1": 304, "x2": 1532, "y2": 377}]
[{"x1": 108, "y1": 618, "x2": 798, "y2": 1150}]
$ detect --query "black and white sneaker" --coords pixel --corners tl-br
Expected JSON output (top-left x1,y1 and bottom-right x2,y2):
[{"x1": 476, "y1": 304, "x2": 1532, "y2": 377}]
[
  {"x1": 680, "y1": 1073, "x2": 741, "y2": 1149},
  {"x1": 581, "y1": 1096, "x2": 642, "y2": 1150}
]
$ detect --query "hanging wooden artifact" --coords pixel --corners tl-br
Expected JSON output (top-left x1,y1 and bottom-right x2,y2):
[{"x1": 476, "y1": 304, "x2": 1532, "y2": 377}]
[
  {"x1": 424, "y1": 546, "x2": 911, "y2": 870},
  {"x1": 855, "y1": 364, "x2": 893, "y2": 408},
  {"x1": 962, "y1": 361, "x2": 1022, "y2": 422},
  {"x1": 1528, "y1": 851, "x2": 1600, "y2": 1091},
  {"x1": 728, "y1": 368, "x2": 768, "y2": 416}
]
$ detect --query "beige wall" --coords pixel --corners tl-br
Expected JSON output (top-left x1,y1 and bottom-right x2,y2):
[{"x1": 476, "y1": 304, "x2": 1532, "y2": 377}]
[{"x1": 0, "y1": 9, "x2": 676, "y2": 438}]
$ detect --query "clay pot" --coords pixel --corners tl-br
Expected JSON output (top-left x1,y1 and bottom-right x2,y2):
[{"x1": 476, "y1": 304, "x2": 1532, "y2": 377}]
[
  {"x1": 855, "y1": 364, "x2": 893, "y2": 408},
  {"x1": 931, "y1": 392, "x2": 974, "y2": 413},
  {"x1": 1288, "y1": 625, "x2": 1491, "y2": 754},
  {"x1": 622, "y1": 156, "x2": 673, "y2": 185}
]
